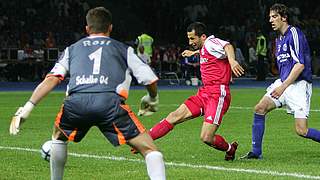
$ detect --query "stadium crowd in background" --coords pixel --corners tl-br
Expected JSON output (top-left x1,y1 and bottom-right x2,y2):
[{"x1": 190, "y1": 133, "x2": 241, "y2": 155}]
[{"x1": 0, "y1": 0, "x2": 320, "y2": 82}]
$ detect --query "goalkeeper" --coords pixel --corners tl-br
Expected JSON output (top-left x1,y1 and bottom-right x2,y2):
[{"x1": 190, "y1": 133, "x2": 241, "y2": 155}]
[{"x1": 9, "y1": 7, "x2": 165, "y2": 180}]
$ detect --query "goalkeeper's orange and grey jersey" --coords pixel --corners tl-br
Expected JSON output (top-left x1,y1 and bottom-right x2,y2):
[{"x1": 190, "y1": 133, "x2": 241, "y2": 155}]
[{"x1": 47, "y1": 35, "x2": 158, "y2": 99}]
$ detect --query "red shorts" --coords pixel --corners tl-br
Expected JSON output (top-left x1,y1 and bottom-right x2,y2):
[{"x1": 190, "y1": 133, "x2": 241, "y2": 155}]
[{"x1": 184, "y1": 85, "x2": 231, "y2": 125}]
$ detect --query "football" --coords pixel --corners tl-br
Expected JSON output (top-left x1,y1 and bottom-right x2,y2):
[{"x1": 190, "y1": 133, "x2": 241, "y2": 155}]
[{"x1": 41, "y1": 140, "x2": 52, "y2": 162}]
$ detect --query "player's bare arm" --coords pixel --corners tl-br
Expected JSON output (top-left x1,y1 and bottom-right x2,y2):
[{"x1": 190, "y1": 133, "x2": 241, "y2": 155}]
[
  {"x1": 181, "y1": 50, "x2": 199, "y2": 57},
  {"x1": 9, "y1": 76, "x2": 61, "y2": 135},
  {"x1": 271, "y1": 63, "x2": 304, "y2": 99},
  {"x1": 146, "y1": 81, "x2": 158, "y2": 98},
  {"x1": 224, "y1": 44, "x2": 245, "y2": 77},
  {"x1": 29, "y1": 76, "x2": 61, "y2": 104}
]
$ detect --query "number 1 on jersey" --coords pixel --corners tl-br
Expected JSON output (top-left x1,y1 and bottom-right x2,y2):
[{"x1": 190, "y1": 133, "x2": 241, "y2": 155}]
[{"x1": 89, "y1": 47, "x2": 102, "y2": 74}]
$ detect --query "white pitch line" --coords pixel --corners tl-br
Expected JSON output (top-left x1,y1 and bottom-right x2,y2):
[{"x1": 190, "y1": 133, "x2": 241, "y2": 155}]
[{"x1": 1, "y1": 146, "x2": 320, "y2": 179}]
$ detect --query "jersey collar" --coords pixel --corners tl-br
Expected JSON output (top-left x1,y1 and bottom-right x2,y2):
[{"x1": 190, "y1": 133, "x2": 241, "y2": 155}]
[
  {"x1": 88, "y1": 35, "x2": 110, "y2": 39},
  {"x1": 280, "y1": 25, "x2": 291, "y2": 40}
]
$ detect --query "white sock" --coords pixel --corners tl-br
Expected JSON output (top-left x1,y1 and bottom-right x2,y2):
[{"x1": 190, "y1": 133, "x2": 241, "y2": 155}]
[
  {"x1": 145, "y1": 151, "x2": 166, "y2": 180},
  {"x1": 227, "y1": 143, "x2": 231, "y2": 152},
  {"x1": 50, "y1": 140, "x2": 67, "y2": 180}
]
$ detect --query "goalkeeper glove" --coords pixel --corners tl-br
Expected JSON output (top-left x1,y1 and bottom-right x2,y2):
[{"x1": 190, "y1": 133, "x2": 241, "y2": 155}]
[
  {"x1": 9, "y1": 101, "x2": 35, "y2": 135},
  {"x1": 138, "y1": 94, "x2": 159, "y2": 116}
]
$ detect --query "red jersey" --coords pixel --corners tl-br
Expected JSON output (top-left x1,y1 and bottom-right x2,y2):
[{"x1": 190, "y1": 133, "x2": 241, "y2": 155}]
[{"x1": 200, "y1": 35, "x2": 231, "y2": 86}]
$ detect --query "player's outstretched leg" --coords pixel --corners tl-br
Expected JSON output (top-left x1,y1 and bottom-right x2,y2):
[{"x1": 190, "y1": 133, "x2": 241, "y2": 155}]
[
  {"x1": 50, "y1": 139, "x2": 68, "y2": 180},
  {"x1": 148, "y1": 103, "x2": 190, "y2": 141},
  {"x1": 210, "y1": 134, "x2": 238, "y2": 161},
  {"x1": 131, "y1": 119, "x2": 174, "y2": 154},
  {"x1": 225, "y1": 141, "x2": 238, "y2": 161},
  {"x1": 149, "y1": 119, "x2": 174, "y2": 140}
]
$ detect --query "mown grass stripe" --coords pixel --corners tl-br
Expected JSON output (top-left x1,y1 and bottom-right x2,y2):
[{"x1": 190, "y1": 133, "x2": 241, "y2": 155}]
[{"x1": 1, "y1": 145, "x2": 320, "y2": 179}]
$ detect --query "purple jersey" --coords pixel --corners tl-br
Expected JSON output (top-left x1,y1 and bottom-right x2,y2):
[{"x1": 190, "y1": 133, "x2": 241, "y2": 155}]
[{"x1": 275, "y1": 26, "x2": 312, "y2": 82}]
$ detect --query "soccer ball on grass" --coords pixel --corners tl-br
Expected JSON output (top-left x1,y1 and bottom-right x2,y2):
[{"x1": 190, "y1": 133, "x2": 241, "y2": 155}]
[{"x1": 41, "y1": 140, "x2": 52, "y2": 162}]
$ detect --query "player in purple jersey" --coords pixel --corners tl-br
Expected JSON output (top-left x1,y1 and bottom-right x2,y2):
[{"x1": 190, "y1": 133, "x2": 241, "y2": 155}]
[
  {"x1": 9, "y1": 7, "x2": 165, "y2": 180},
  {"x1": 241, "y1": 3, "x2": 320, "y2": 159}
]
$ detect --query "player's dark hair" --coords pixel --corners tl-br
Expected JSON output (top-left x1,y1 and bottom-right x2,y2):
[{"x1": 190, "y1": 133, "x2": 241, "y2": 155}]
[
  {"x1": 270, "y1": 3, "x2": 290, "y2": 24},
  {"x1": 187, "y1": 22, "x2": 208, "y2": 37},
  {"x1": 86, "y1": 7, "x2": 112, "y2": 33}
]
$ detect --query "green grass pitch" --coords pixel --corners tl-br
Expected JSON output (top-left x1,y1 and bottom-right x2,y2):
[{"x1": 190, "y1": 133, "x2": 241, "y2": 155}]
[{"x1": 1, "y1": 88, "x2": 320, "y2": 179}]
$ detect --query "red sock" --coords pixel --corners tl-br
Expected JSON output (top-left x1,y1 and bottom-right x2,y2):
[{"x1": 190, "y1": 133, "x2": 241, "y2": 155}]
[
  {"x1": 212, "y1": 134, "x2": 229, "y2": 152},
  {"x1": 149, "y1": 119, "x2": 174, "y2": 140}
]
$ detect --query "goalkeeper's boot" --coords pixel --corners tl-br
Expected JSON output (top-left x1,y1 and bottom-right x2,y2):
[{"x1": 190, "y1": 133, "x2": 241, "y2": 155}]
[
  {"x1": 224, "y1": 141, "x2": 238, "y2": 161},
  {"x1": 240, "y1": 151, "x2": 262, "y2": 159}
]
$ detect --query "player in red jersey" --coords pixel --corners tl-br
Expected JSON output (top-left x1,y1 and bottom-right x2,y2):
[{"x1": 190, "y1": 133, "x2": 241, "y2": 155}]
[{"x1": 141, "y1": 22, "x2": 244, "y2": 160}]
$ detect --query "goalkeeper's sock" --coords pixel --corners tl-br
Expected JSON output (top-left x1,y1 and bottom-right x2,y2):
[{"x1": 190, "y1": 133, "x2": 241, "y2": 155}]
[
  {"x1": 145, "y1": 151, "x2": 166, "y2": 180},
  {"x1": 50, "y1": 140, "x2": 67, "y2": 180},
  {"x1": 149, "y1": 119, "x2": 174, "y2": 140},
  {"x1": 252, "y1": 113, "x2": 265, "y2": 156},
  {"x1": 211, "y1": 134, "x2": 229, "y2": 151},
  {"x1": 305, "y1": 128, "x2": 320, "y2": 142}
]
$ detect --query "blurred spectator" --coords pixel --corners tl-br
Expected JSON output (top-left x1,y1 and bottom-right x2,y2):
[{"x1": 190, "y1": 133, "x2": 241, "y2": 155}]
[
  {"x1": 136, "y1": 32, "x2": 154, "y2": 59},
  {"x1": 137, "y1": 45, "x2": 151, "y2": 65},
  {"x1": 151, "y1": 47, "x2": 161, "y2": 72},
  {"x1": 23, "y1": 43, "x2": 33, "y2": 58},
  {"x1": 45, "y1": 32, "x2": 56, "y2": 48},
  {"x1": 0, "y1": 0, "x2": 320, "y2": 82},
  {"x1": 289, "y1": 5, "x2": 301, "y2": 26},
  {"x1": 80, "y1": 0, "x2": 90, "y2": 13},
  {"x1": 183, "y1": 1, "x2": 208, "y2": 23},
  {"x1": 256, "y1": 29, "x2": 267, "y2": 81},
  {"x1": 268, "y1": 32, "x2": 278, "y2": 76},
  {"x1": 167, "y1": 46, "x2": 178, "y2": 72},
  {"x1": 183, "y1": 54, "x2": 200, "y2": 81},
  {"x1": 33, "y1": 35, "x2": 45, "y2": 49},
  {"x1": 248, "y1": 41, "x2": 257, "y2": 76},
  {"x1": 248, "y1": 42, "x2": 257, "y2": 64},
  {"x1": 162, "y1": 48, "x2": 170, "y2": 71},
  {"x1": 19, "y1": 32, "x2": 30, "y2": 49},
  {"x1": 232, "y1": 41, "x2": 247, "y2": 73}
]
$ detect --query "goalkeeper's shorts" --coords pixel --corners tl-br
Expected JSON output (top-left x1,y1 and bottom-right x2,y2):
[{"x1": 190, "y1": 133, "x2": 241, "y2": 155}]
[{"x1": 54, "y1": 92, "x2": 146, "y2": 146}]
